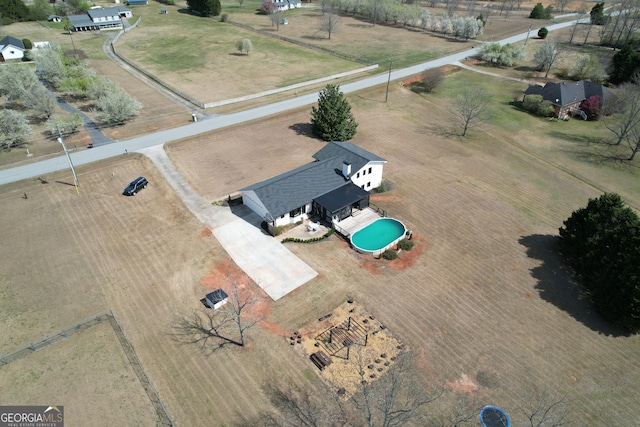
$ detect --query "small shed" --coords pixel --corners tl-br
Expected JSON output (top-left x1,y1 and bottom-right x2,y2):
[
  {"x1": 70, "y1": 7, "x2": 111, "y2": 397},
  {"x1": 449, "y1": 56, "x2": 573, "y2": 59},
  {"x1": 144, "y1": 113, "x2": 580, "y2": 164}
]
[
  {"x1": 205, "y1": 289, "x2": 228, "y2": 310},
  {"x1": 48, "y1": 15, "x2": 62, "y2": 22},
  {"x1": 127, "y1": 0, "x2": 149, "y2": 4}
]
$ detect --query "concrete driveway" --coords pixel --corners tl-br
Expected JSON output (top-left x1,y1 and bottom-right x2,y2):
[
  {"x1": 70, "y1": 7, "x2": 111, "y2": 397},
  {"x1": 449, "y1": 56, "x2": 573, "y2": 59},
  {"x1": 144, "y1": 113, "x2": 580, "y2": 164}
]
[{"x1": 139, "y1": 146, "x2": 317, "y2": 301}]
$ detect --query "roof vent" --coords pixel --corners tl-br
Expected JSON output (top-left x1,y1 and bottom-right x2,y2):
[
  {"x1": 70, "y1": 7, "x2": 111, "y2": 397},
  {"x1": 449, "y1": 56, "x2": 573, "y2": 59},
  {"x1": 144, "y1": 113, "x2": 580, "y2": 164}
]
[{"x1": 342, "y1": 161, "x2": 351, "y2": 178}]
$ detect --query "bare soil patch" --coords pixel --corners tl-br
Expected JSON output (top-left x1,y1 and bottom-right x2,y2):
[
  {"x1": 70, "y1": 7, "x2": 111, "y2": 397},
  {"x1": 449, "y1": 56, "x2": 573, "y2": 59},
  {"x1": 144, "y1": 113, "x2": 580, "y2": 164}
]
[{"x1": 293, "y1": 301, "x2": 404, "y2": 398}]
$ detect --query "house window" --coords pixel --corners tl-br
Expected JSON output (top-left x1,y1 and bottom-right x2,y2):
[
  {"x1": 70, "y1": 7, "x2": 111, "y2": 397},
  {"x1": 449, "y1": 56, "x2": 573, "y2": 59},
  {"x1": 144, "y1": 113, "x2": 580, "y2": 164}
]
[
  {"x1": 363, "y1": 169, "x2": 367, "y2": 176},
  {"x1": 357, "y1": 172, "x2": 360, "y2": 178},
  {"x1": 361, "y1": 184, "x2": 365, "y2": 189},
  {"x1": 289, "y1": 207, "x2": 302, "y2": 217},
  {"x1": 367, "y1": 182, "x2": 371, "y2": 188},
  {"x1": 368, "y1": 167, "x2": 372, "y2": 174}
]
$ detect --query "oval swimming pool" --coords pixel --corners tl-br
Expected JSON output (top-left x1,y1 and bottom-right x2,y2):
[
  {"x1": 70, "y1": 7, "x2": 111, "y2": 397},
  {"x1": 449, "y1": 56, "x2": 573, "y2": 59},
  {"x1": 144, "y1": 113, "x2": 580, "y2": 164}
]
[{"x1": 350, "y1": 218, "x2": 407, "y2": 255}]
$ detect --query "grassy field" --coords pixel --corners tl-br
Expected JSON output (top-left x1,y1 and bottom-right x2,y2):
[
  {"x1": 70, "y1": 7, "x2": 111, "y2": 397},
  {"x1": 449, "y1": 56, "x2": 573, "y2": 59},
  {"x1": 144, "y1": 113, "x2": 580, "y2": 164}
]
[{"x1": 0, "y1": 321, "x2": 157, "y2": 426}]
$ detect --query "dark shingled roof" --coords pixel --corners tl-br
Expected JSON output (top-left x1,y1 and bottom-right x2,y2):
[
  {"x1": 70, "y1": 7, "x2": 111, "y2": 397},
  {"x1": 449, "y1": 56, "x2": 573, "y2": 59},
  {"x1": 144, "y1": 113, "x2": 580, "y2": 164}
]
[
  {"x1": 313, "y1": 183, "x2": 370, "y2": 213},
  {"x1": 241, "y1": 141, "x2": 385, "y2": 219},
  {"x1": 0, "y1": 36, "x2": 25, "y2": 50},
  {"x1": 524, "y1": 80, "x2": 610, "y2": 107},
  {"x1": 206, "y1": 289, "x2": 228, "y2": 305}
]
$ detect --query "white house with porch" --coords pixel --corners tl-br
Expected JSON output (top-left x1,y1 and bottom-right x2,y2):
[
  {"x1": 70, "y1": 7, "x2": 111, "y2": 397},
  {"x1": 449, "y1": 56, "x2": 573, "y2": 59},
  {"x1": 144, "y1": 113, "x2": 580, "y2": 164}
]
[
  {"x1": 67, "y1": 6, "x2": 132, "y2": 32},
  {"x1": 0, "y1": 36, "x2": 24, "y2": 61},
  {"x1": 240, "y1": 141, "x2": 386, "y2": 234}
]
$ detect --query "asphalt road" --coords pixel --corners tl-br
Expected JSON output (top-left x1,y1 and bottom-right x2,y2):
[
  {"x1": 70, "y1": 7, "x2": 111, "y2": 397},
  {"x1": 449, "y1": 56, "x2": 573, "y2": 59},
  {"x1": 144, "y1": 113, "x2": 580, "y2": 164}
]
[{"x1": 0, "y1": 20, "x2": 577, "y2": 186}]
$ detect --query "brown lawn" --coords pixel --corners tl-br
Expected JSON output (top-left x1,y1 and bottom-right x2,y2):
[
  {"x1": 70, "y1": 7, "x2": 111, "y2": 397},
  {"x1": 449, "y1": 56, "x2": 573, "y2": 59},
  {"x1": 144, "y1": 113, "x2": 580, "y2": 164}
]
[
  {"x1": 2, "y1": 73, "x2": 639, "y2": 425},
  {"x1": 2, "y1": 4, "x2": 640, "y2": 425}
]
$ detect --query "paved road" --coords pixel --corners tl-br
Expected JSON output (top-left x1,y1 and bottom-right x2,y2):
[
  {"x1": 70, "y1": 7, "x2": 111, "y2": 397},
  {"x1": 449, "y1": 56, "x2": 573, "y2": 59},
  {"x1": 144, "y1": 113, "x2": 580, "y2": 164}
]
[{"x1": 0, "y1": 20, "x2": 577, "y2": 187}]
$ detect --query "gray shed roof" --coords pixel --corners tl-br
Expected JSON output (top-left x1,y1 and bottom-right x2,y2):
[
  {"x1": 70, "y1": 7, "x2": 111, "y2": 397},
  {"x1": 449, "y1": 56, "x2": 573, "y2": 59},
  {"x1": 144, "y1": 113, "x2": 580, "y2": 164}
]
[
  {"x1": 0, "y1": 36, "x2": 24, "y2": 50},
  {"x1": 241, "y1": 141, "x2": 384, "y2": 219},
  {"x1": 206, "y1": 289, "x2": 228, "y2": 304},
  {"x1": 524, "y1": 80, "x2": 609, "y2": 107}
]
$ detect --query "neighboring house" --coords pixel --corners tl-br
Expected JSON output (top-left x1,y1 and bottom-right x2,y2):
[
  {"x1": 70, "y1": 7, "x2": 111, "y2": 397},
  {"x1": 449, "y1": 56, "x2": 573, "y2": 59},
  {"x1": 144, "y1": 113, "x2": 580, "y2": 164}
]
[
  {"x1": 0, "y1": 36, "x2": 25, "y2": 61},
  {"x1": 127, "y1": 0, "x2": 149, "y2": 5},
  {"x1": 240, "y1": 141, "x2": 386, "y2": 233},
  {"x1": 48, "y1": 15, "x2": 62, "y2": 22},
  {"x1": 274, "y1": 0, "x2": 301, "y2": 10},
  {"x1": 524, "y1": 80, "x2": 610, "y2": 119},
  {"x1": 67, "y1": 6, "x2": 132, "y2": 32}
]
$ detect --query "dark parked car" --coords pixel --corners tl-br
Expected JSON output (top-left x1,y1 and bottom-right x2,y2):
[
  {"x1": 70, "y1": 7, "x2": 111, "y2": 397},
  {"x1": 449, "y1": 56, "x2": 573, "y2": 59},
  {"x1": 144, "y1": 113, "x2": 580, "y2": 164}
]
[{"x1": 123, "y1": 176, "x2": 148, "y2": 196}]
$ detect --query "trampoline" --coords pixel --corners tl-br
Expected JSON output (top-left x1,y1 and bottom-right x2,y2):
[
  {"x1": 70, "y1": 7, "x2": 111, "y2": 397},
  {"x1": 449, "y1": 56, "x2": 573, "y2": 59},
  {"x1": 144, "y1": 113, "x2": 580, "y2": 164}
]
[{"x1": 480, "y1": 406, "x2": 511, "y2": 427}]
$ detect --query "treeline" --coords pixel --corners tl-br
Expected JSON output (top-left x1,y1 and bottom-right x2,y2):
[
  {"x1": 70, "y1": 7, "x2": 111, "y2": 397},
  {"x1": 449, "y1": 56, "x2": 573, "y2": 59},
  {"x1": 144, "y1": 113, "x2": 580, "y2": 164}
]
[
  {"x1": 333, "y1": 0, "x2": 484, "y2": 40},
  {"x1": 0, "y1": 44, "x2": 141, "y2": 149},
  {"x1": 0, "y1": 0, "x2": 89, "y2": 24}
]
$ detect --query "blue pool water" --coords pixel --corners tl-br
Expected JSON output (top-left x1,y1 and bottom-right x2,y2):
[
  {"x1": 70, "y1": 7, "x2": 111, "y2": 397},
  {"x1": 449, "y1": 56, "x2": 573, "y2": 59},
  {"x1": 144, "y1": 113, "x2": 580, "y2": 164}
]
[{"x1": 350, "y1": 218, "x2": 407, "y2": 254}]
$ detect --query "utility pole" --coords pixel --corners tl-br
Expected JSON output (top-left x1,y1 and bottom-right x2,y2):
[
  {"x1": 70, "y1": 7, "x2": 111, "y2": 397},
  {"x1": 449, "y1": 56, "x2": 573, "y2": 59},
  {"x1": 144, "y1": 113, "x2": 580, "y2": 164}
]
[
  {"x1": 57, "y1": 128, "x2": 79, "y2": 195},
  {"x1": 385, "y1": 58, "x2": 393, "y2": 103},
  {"x1": 524, "y1": 24, "x2": 532, "y2": 45}
]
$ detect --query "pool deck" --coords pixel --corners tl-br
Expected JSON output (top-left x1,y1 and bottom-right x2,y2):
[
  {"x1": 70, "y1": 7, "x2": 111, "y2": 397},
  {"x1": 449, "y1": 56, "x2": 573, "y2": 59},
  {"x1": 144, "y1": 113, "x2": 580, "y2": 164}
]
[{"x1": 335, "y1": 208, "x2": 382, "y2": 236}]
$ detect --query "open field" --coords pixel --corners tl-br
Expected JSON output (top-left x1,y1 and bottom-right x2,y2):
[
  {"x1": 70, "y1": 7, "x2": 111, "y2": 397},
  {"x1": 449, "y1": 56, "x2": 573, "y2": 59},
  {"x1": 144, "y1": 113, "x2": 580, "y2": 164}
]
[
  {"x1": 2, "y1": 66, "x2": 639, "y2": 426},
  {"x1": 0, "y1": 321, "x2": 157, "y2": 426}
]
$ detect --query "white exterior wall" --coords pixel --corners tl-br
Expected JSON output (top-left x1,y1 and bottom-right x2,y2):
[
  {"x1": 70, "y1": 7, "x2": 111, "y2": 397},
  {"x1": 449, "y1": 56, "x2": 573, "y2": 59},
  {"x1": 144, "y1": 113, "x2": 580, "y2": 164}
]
[
  {"x1": 273, "y1": 202, "x2": 311, "y2": 227},
  {"x1": 350, "y1": 161, "x2": 385, "y2": 191},
  {"x1": 242, "y1": 191, "x2": 270, "y2": 221},
  {"x1": 1, "y1": 46, "x2": 23, "y2": 60}
]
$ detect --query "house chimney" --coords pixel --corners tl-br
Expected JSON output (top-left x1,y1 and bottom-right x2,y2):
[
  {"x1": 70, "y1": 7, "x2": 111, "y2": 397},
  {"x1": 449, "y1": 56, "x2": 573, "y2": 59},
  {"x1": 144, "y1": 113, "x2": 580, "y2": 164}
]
[{"x1": 342, "y1": 161, "x2": 351, "y2": 178}]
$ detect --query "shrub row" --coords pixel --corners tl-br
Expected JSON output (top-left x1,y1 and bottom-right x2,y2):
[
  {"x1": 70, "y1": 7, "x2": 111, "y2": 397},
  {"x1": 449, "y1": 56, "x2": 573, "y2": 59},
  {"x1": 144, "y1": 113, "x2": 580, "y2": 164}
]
[{"x1": 282, "y1": 229, "x2": 335, "y2": 243}]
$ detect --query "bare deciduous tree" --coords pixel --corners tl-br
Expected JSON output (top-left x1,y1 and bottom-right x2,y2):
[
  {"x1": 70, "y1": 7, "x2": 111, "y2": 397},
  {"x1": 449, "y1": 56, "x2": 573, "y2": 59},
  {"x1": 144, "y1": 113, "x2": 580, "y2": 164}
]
[
  {"x1": 603, "y1": 81, "x2": 640, "y2": 146},
  {"x1": 451, "y1": 87, "x2": 491, "y2": 137},
  {"x1": 321, "y1": 8, "x2": 340, "y2": 39},
  {"x1": 533, "y1": 40, "x2": 561, "y2": 78},
  {"x1": 421, "y1": 68, "x2": 444, "y2": 93},
  {"x1": 553, "y1": 0, "x2": 570, "y2": 12},
  {"x1": 518, "y1": 386, "x2": 570, "y2": 427},
  {"x1": 350, "y1": 351, "x2": 441, "y2": 427},
  {"x1": 172, "y1": 279, "x2": 262, "y2": 353},
  {"x1": 238, "y1": 352, "x2": 440, "y2": 427}
]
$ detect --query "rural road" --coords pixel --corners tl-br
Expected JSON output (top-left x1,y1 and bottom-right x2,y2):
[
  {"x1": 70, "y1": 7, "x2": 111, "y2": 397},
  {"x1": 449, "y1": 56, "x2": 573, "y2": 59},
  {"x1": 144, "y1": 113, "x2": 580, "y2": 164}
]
[{"x1": 0, "y1": 20, "x2": 578, "y2": 186}]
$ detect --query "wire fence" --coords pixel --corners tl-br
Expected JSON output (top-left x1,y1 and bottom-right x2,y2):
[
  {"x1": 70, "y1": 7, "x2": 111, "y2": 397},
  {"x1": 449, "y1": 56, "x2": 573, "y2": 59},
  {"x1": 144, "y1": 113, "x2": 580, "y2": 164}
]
[
  {"x1": 0, "y1": 311, "x2": 111, "y2": 366},
  {"x1": 0, "y1": 310, "x2": 174, "y2": 427},
  {"x1": 108, "y1": 311, "x2": 174, "y2": 427}
]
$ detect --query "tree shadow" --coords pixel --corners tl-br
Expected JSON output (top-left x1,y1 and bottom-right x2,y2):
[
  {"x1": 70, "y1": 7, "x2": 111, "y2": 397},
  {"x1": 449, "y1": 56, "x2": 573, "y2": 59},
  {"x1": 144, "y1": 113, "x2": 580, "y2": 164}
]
[
  {"x1": 547, "y1": 130, "x2": 640, "y2": 169},
  {"x1": 519, "y1": 234, "x2": 627, "y2": 336},
  {"x1": 289, "y1": 122, "x2": 317, "y2": 138}
]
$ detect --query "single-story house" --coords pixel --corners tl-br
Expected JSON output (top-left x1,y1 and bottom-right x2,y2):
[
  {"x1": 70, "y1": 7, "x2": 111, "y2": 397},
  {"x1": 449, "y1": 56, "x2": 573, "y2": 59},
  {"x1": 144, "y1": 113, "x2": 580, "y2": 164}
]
[
  {"x1": 0, "y1": 36, "x2": 24, "y2": 61},
  {"x1": 240, "y1": 141, "x2": 386, "y2": 234},
  {"x1": 274, "y1": 0, "x2": 301, "y2": 10},
  {"x1": 127, "y1": 0, "x2": 149, "y2": 5},
  {"x1": 205, "y1": 289, "x2": 228, "y2": 310},
  {"x1": 48, "y1": 15, "x2": 62, "y2": 22},
  {"x1": 67, "y1": 6, "x2": 132, "y2": 32},
  {"x1": 524, "y1": 80, "x2": 610, "y2": 119}
]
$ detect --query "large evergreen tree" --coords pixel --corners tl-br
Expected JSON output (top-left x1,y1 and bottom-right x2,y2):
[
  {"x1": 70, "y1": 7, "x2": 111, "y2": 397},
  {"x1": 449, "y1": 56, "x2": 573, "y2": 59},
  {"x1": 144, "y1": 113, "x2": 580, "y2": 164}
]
[
  {"x1": 559, "y1": 193, "x2": 640, "y2": 332},
  {"x1": 186, "y1": 0, "x2": 221, "y2": 16},
  {"x1": 590, "y1": 2, "x2": 606, "y2": 25},
  {"x1": 311, "y1": 84, "x2": 358, "y2": 141},
  {"x1": 609, "y1": 43, "x2": 640, "y2": 85},
  {"x1": 0, "y1": 0, "x2": 29, "y2": 22}
]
